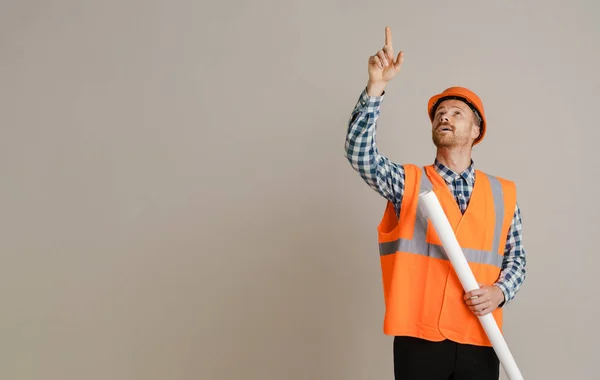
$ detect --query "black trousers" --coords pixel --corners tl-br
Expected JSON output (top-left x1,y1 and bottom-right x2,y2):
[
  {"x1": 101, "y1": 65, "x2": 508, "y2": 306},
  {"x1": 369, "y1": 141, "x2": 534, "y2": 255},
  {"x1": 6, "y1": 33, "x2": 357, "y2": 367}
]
[{"x1": 393, "y1": 336, "x2": 499, "y2": 380}]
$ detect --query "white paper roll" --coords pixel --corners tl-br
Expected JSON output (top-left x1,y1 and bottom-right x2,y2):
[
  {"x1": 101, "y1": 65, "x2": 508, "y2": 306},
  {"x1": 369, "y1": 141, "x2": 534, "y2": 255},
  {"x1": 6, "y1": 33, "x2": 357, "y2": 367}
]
[{"x1": 419, "y1": 189, "x2": 524, "y2": 380}]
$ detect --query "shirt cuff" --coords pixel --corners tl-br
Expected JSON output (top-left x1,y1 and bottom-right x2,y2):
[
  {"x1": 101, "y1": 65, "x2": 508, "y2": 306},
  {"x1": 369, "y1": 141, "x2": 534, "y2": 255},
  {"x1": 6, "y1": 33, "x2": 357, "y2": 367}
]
[
  {"x1": 494, "y1": 282, "x2": 510, "y2": 307},
  {"x1": 354, "y1": 87, "x2": 385, "y2": 112}
]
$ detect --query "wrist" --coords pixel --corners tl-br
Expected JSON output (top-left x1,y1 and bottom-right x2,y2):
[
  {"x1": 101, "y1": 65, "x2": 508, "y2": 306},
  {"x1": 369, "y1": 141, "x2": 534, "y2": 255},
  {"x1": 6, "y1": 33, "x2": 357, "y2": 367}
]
[
  {"x1": 366, "y1": 80, "x2": 387, "y2": 97},
  {"x1": 493, "y1": 284, "x2": 506, "y2": 306}
]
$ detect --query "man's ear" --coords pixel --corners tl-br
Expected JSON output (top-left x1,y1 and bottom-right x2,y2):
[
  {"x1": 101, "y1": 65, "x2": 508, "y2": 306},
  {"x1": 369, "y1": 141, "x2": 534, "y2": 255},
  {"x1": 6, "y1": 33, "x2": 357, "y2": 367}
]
[{"x1": 471, "y1": 123, "x2": 481, "y2": 140}]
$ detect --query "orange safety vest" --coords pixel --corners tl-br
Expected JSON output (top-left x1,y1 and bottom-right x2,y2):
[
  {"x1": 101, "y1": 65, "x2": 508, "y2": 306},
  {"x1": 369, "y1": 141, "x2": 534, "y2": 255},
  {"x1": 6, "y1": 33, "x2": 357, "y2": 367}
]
[{"x1": 377, "y1": 164, "x2": 517, "y2": 347}]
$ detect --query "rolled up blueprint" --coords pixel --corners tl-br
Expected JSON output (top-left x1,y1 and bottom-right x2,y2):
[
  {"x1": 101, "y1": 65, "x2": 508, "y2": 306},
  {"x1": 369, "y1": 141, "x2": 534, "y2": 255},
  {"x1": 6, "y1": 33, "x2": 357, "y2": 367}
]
[{"x1": 419, "y1": 189, "x2": 524, "y2": 380}]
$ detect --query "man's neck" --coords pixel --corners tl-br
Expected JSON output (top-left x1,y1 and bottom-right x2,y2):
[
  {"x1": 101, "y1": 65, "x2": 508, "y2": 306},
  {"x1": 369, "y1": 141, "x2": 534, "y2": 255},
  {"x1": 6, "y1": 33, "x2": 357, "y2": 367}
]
[{"x1": 435, "y1": 147, "x2": 472, "y2": 174}]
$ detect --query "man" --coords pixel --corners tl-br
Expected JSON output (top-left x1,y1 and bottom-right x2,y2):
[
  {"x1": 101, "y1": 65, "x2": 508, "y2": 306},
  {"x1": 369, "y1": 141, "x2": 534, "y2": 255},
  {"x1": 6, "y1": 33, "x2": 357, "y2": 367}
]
[{"x1": 344, "y1": 27, "x2": 527, "y2": 380}]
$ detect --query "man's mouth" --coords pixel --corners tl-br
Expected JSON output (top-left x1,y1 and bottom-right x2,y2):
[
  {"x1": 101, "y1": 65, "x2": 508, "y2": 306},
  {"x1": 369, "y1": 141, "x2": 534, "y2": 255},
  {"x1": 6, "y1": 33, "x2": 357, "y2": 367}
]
[{"x1": 438, "y1": 125, "x2": 454, "y2": 132}]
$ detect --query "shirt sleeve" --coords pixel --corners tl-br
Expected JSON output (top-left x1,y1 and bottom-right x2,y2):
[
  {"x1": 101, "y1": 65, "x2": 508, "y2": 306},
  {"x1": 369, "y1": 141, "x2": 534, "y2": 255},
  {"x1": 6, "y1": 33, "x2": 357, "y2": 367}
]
[
  {"x1": 494, "y1": 202, "x2": 527, "y2": 306},
  {"x1": 344, "y1": 88, "x2": 405, "y2": 208}
]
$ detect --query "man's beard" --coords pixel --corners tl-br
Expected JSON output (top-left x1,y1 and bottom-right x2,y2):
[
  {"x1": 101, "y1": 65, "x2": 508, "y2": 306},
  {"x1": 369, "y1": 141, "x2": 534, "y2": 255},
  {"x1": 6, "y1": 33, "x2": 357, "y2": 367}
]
[
  {"x1": 432, "y1": 133, "x2": 455, "y2": 147},
  {"x1": 432, "y1": 123, "x2": 456, "y2": 147}
]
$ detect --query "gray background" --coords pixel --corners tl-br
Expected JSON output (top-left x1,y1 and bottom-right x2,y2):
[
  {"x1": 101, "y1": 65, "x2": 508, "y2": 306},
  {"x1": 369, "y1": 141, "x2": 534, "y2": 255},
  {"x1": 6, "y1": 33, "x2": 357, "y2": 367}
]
[{"x1": 1, "y1": 0, "x2": 598, "y2": 379}]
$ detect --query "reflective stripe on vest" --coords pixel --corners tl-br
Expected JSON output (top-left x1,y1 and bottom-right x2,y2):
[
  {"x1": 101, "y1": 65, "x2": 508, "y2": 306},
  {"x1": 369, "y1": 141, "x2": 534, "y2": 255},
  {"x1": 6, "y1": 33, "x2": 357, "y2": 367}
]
[{"x1": 378, "y1": 170, "x2": 505, "y2": 268}]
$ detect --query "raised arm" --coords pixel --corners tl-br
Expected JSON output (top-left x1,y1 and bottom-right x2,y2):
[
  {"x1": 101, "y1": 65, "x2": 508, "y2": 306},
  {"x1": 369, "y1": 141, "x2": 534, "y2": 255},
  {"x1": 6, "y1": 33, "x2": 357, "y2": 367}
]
[{"x1": 344, "y1": 27, "x2": 406, "y2": 208}]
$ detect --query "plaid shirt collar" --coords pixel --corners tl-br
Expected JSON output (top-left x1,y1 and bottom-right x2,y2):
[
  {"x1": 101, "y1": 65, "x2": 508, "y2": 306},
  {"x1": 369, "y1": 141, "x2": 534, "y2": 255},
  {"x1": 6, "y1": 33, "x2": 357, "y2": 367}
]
[{"x1": 433, "y1": 158, "x2": 475, "y2": 186}]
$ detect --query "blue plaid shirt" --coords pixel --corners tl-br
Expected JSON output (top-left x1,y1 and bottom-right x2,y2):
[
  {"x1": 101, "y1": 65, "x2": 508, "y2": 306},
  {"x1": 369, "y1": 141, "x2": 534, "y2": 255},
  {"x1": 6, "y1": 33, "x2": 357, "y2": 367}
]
[{"x1": 344, "y1": 88, "x2": 526, "y2": 306}]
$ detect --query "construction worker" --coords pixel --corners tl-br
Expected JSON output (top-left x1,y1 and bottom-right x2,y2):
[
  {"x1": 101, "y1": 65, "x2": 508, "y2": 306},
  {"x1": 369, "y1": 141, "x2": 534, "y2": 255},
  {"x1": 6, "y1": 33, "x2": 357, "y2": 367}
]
[{"x1": 344, "y1": 27, "x2": 527, "y2": 380}]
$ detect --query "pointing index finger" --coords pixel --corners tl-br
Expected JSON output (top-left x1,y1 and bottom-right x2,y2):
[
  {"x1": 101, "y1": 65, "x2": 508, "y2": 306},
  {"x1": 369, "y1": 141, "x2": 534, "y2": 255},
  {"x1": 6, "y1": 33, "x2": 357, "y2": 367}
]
[{"x1": 385, "y1": 26, "x2": 392, "y2": 47}]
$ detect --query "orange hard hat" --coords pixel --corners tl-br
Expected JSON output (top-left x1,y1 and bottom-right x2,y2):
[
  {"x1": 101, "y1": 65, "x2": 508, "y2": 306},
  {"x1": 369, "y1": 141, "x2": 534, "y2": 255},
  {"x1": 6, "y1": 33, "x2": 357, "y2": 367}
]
[{"x1": 427, "y1": 87, "x2": 486, "y2": 145}]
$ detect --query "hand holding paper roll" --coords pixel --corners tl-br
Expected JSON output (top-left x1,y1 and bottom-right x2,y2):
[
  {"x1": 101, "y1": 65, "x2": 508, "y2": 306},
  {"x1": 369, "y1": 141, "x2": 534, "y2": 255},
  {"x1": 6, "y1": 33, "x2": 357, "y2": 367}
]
[{"x1": 464, "y1": 284, "x2": 505, "y2": 316}]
